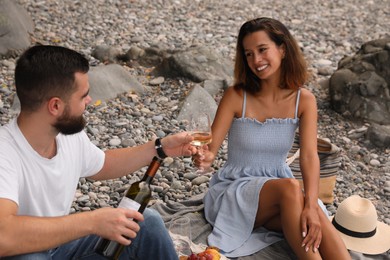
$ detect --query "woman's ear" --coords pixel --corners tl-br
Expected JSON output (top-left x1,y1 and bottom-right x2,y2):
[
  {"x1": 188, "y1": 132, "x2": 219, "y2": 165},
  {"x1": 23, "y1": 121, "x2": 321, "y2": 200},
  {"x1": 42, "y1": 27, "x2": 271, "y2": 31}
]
[
  {"x1": 47, "y1": 97, "x2": 63, "y2": 116},
  {"x1": 280, "y1": 43, "x2": 286, "y2": 59}
]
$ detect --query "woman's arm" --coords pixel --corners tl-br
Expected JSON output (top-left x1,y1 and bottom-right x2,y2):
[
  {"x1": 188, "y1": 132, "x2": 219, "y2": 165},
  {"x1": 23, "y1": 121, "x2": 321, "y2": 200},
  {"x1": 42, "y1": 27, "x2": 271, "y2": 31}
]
[
  {"x1": 298, "y1": 88, "x2": 320, "y2": 206},
  {"x1": 195, "y1": 87, "x2": 242, "y2": 169},
  {"x1": 297, "y1": 88, "x2": 322, "y2": 250}
]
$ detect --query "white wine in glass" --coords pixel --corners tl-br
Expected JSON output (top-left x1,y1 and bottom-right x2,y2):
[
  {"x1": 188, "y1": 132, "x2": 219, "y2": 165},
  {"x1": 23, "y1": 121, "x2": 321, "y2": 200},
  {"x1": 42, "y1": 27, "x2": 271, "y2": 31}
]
[{"x1": 190, "y1": 132, "x2": 212, "y2": 147}]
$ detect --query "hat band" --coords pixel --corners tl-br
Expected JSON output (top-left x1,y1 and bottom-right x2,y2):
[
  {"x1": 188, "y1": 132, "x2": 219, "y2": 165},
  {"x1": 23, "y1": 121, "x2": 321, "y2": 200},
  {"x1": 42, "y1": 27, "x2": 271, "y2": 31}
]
[{"x1": 332, "y1": 218, "x2": 377, "y2": 238}]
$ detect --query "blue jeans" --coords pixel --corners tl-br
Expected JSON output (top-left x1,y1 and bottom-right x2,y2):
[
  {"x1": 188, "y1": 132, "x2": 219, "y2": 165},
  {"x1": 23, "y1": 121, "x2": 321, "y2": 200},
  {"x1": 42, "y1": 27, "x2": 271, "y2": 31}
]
[{"x1": 4, "y1": 208, "x2": 178, "y2": 260}]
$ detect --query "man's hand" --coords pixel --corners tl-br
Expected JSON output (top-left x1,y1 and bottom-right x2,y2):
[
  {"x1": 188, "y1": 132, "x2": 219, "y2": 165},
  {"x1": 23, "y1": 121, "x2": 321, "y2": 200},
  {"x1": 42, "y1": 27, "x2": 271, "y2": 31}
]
[
  {"x1": 92, "y1": 207, "x2": 144, "y2": 245},
  {"x1": 161, "y1": 132, "x2": 197, "y2": 158},
  {"x1": 0, "y1": 198, "x2": 144, "y2": 256}
]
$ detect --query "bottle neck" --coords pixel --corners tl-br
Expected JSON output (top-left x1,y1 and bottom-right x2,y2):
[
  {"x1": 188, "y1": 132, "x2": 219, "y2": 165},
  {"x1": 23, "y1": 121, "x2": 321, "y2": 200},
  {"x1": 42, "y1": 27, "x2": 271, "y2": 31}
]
[
  {"x1": 141, "y1": 175, "x2": 154, "y2": 183},
  {"x1": 141, "y1": 156, "x2": 162, "y2": 182}
]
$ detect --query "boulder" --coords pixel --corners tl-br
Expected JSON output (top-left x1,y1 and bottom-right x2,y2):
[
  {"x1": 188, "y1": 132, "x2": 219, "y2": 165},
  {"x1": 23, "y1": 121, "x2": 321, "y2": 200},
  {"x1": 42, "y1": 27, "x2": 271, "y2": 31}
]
[
  {"x1": 329, "y1": 38, "x2": 390, "y2": 147},
  {"x1": 88, "y1": 64, "x2": 148, "y2": 102},
  {"x1": 154, "y1": 46, "x2": 233, "y2": 84},
  {"x1": 177, "y1": 84, "x2": 217, "y2": 123},
  {"x1": 329, "y1": 38, "x2": 390, "y2": 125},
  {"x1": 91, "y1": 45, "x2": 121, "y2": 64},
  {"x1": 0, "y1": 0, "x2": 34, "y2": 58},
  {"x1": 366, "y1": 123, "x2": 390, "y2": 148}
]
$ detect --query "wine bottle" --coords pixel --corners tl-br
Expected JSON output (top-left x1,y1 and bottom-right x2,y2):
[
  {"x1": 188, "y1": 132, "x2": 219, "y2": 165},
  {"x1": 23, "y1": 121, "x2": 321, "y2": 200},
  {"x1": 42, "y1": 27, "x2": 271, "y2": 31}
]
[{"x1": 94, "y1": 156, "x2": 163, "y2": 259}]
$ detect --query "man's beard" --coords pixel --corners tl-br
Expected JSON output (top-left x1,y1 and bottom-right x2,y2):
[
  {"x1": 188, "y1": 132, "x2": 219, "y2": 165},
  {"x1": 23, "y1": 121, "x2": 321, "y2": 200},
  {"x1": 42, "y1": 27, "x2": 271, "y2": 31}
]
[{"x1": 53, "y1": 106, "x2": 86, "y2": 135}]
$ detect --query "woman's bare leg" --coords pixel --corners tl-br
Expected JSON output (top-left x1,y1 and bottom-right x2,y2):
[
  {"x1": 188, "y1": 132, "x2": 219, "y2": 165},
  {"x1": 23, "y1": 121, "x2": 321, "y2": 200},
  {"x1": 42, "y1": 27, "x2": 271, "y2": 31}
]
[
  {"x1": 256, "y1": 178, "x2": 321, "y2": 260},
  {"x1": 317, "y1": 210, "x2": 351, "y2": 260},
  {"x1": 256, "y1": 178, "x2": 350, "y2": 260}
]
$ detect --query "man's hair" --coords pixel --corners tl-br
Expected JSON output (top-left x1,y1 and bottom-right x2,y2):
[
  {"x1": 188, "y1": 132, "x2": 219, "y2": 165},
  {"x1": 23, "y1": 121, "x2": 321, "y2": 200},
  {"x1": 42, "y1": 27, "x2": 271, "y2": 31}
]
[
  {"x1": 15, "y1": 45, "x2": 89, "y2": 112},
  {"x1": 234, "y1": 17, "x2": 308, "y2": 93}
]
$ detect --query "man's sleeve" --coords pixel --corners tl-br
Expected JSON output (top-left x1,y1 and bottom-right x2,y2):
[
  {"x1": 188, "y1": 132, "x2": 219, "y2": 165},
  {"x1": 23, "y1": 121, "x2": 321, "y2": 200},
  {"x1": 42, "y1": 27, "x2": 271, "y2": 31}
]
[
  {"x1": 78, "y1": 131, "x2": 105, "y2": 178},
  {"x1": 0, "y1": 152, "x2": 19, "y2": 205}
]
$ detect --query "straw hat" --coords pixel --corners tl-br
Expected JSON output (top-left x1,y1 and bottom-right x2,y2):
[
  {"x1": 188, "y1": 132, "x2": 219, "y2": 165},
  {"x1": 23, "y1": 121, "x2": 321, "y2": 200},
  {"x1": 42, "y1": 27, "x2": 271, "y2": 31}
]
[{"x1": 329, "y1": 195, "x2": 390, "y2": 254}]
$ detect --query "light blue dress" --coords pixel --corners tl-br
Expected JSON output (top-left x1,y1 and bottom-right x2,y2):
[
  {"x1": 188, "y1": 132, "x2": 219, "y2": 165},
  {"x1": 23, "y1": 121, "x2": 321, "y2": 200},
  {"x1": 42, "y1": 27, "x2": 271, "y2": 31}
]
[{"x1": 204, "y1": 89, "x2": 327, "y2": 257}]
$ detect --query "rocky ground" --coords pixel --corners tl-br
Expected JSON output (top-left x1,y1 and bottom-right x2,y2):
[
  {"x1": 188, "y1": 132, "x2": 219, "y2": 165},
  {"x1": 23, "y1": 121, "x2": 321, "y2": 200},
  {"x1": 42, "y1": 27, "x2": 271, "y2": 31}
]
[{"x1": 0, "y1": 0, "x2": 389, "y2": 222}]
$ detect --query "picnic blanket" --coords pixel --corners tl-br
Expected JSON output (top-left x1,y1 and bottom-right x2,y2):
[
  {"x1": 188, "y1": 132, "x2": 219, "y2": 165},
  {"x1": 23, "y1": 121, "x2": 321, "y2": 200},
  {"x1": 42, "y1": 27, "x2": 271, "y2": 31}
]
[{"x1": 150, "y1": 193, "x2": 389, "y2": 260}]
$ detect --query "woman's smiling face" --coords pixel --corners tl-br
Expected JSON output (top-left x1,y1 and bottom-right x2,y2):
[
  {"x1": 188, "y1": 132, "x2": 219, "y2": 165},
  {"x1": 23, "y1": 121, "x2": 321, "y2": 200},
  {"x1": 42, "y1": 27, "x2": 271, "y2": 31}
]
[{"x1": 243, "y1": 30, "x2": 285, "y2": 82}]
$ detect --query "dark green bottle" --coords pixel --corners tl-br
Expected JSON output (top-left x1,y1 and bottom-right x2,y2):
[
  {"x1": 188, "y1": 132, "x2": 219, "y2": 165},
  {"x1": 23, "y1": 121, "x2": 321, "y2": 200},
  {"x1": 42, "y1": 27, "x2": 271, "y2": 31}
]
[{"x1": 94, "y1": 156, "x2": 162, "y2": 259}]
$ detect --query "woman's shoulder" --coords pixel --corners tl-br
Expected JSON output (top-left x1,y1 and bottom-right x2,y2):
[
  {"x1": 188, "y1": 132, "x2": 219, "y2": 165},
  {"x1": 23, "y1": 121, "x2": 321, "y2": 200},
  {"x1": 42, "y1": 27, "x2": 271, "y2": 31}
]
[
  {"x1": 218, "y1": 86, "x2": 245, "y2": 117},
  {"x1": 226, "y1": 85, "x2": 243, "y2": 95},
  {"x1": 299, "y1": 87, "x2": 316, "y2": 103},
  {"x1": 297, "y1": 87, "x2": 317, "y2": 117},
  {"x1": 222, "y1": 86, "x2": 244, "y2": 100}
]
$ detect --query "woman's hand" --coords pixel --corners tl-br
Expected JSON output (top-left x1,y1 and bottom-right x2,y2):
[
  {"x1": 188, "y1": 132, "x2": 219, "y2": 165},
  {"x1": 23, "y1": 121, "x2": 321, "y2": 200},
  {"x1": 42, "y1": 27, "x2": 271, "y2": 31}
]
[
  {"x1": 192, "y1": 145, "x2": 215, "y2": 173},
  {"x1": 301, "y1": 205, "x2": 322, "y2": 253}
]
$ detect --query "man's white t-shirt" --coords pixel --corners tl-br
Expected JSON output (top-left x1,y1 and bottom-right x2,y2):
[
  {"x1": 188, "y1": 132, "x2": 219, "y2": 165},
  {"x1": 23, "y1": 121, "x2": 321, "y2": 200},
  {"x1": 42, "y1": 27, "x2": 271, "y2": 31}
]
[{"x1": 0, "y1": 118, "x2": 105, "y2": 217}]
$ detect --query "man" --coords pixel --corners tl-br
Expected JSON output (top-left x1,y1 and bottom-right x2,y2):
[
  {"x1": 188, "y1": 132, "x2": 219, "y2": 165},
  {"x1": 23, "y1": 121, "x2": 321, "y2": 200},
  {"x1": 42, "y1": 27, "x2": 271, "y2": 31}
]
[{"x1": 0, "y1": 45, "x2": 194, "y2": 259}]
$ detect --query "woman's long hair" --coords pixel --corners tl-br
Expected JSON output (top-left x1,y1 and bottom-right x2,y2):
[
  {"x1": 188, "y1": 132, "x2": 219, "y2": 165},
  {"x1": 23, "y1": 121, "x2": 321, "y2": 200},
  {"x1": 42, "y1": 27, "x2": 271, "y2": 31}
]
[{"x1": 234, "y1": 17, "x2": 308, "y2": 93}]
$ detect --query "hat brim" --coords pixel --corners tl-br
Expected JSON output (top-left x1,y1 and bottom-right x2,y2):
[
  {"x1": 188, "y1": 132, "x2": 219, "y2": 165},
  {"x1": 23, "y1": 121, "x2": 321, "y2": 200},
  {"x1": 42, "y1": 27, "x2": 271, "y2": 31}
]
[{"x1": 329, "y1": 216, "x2": 390, "y2": 255}]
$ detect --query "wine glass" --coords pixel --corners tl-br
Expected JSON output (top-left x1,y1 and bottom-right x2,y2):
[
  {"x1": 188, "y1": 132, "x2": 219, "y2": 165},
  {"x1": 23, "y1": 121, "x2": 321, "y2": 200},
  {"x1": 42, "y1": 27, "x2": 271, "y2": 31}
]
[
  {"x1": 169, "y1": 216, "x2": 192, "y2": 256},
  {"x1": 188, "y1": 113, "x2": 213, "y2": 174}
]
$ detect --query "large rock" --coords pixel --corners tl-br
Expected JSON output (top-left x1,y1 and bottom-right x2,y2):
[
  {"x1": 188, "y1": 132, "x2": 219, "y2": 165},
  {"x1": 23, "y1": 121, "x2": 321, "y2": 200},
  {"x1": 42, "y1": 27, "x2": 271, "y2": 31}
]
[
  {"x1": 154, "y1": 46, "x2": 233, "y2": 84},
  {"x1": 329, "y1": 38, "x2": 390, "y2": 148},
  {"x1": 88, "y1": 64, "x2": 148, "y2": 102},
  {"x1": 91, "y1": 45, "x2": 121, "y2": 64},
  {"x1": 366, "y1": 123, "x2": 390, "y2": 148},
  {"x1": 329, "y1": 38, "x2": 390, "y2": 125},
  {"x1": 177, "y1": 84, "x2": 218, "y2": 123},
  {"x1": 0, "y1": 0, "x2": 34, "y2": 58}
]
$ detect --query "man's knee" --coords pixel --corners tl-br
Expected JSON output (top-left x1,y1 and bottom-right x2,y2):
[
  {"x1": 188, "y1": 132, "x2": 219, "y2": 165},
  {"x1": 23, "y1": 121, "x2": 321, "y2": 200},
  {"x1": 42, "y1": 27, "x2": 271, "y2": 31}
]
[
  {"x1": 140, "y1": 208, "x2": 166, "y2": 232},
  {"x1": 2, "y1": 251, "x2": 50, "y2": 260}
]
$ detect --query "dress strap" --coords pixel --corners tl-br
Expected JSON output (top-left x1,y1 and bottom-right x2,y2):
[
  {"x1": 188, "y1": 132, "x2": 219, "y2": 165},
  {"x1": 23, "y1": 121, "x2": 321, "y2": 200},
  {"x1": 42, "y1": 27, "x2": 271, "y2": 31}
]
[
  {"x1": 294, "y1": 89, "x2": 301, "y2": 119},
  {"x1": 242, "y1": 91, "x2": 247, "y2": 118}
]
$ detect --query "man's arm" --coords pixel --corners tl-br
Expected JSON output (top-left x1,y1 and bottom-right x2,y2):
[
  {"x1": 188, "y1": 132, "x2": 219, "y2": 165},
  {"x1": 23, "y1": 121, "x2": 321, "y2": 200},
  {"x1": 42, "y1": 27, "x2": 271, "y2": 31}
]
[
  {"x1": 90, "y1": 132, "x2": 195, "y2": 181},
  {"x1": 0, "y1": 198, "x2": 143, "y2": 257}
]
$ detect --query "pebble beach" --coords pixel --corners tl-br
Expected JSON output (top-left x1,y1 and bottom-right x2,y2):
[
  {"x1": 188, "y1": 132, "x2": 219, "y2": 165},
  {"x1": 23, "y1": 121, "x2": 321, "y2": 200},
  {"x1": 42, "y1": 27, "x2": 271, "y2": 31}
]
[{"x1": 0, "y1": 0, "x2": 389, "y2": 223}]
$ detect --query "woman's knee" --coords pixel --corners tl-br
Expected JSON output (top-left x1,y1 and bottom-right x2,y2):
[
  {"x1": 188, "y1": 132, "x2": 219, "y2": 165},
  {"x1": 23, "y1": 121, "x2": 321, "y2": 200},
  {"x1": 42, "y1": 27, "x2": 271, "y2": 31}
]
[{"x1": 279, "y1": 178, "x2": 303, "y2": 200}]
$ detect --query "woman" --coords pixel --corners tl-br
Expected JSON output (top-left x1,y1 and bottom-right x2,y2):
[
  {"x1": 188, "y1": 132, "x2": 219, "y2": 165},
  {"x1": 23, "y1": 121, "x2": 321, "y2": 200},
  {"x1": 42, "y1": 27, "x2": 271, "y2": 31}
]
[{"x1": 195, "y1": 17, "x2": 351, "y2": 259}]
